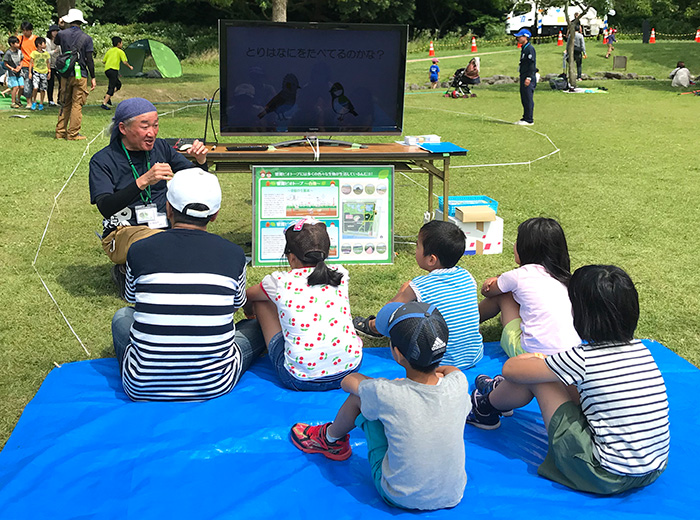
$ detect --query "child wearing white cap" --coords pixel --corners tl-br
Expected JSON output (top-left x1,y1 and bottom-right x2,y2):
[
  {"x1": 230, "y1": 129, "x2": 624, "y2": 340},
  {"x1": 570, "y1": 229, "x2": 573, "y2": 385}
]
[{"x1": 111, "y1": 168, "x2": 266, "y2": 402}]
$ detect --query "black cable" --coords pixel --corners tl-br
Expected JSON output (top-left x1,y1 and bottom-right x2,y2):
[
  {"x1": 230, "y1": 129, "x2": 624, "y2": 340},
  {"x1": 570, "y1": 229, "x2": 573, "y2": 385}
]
[
  {"x1": 203, "y1": 87, "x2": 219, "y2": 144},
  {"x1": 208, "y1": 90, "x2": 218, "y2": 143}
]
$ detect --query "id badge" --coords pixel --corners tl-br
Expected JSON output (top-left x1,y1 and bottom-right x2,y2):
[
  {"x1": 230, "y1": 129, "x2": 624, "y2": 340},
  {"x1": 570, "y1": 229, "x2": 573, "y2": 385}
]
[
  {"x1": 149, "y1": 213, "x2": 168, "y2": 229},
  {"x1": 135, "y1": 204, "x2": 158, "y2": 224}
]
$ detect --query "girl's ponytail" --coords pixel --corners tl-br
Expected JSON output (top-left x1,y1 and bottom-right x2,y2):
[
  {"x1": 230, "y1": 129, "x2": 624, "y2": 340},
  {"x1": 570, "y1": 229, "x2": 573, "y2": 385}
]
[
  {"x1": 306, "y1": 254, "x2": 343, "y2": 287},
  {"x1": 285, "y1": 219, "x2": 342, "y2": 287}
]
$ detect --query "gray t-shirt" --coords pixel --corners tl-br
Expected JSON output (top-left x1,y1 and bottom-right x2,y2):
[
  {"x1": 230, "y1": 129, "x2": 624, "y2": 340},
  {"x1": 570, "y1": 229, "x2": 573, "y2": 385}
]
[
  {"x1": 3, "y1": 48, "x2": 22, "y2": 77},
  {"x1": 358, "y1": 370, "x2": 470, "y2": 510}
]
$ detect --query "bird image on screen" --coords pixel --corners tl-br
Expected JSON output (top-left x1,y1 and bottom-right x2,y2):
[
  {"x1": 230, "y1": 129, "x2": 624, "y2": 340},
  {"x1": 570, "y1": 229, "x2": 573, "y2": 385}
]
[
  {"x1": 258, "y1": 73, "x2": 301, "y2": 120},
  {"x1": 329, "y1": 82, "x2": 358, "y2": 121},
  {"x1": 220, "y1": 21, "x2": 408, "y2": 136}
]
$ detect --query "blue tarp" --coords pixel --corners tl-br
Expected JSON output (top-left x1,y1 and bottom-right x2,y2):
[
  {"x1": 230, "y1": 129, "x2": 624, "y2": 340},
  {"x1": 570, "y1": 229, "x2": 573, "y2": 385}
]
[{"x1": 0, "y1": 340, "x2": 695, "y2": 519}]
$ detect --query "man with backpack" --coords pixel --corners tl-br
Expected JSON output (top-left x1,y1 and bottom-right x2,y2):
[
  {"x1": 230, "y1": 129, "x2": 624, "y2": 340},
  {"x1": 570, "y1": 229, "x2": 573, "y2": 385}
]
[{"x1": 54, "y1": 9, "x2": 96, "y2": 141}]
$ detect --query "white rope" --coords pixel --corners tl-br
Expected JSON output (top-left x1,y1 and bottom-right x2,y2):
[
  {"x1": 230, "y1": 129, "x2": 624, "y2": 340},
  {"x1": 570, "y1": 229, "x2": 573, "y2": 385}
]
[
  {"x1": 32, "y1": 264, "x2": 91, "y2": 356},
  {"x1": 32, "y1": 104, "x2": 200, "y2": 360},
  {"x1": 398, "y1": 170, "x2": 430, "y2": 192},
  {"x1": 405, "y1": 105, "x2": 561, "y2": 170},
  {"x1": 32, "y1": 130, "x2": 105, "y2": 266}
]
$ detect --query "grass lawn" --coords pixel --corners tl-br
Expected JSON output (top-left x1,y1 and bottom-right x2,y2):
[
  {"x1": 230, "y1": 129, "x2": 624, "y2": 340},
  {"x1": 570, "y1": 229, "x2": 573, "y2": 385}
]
[{"x1": 0, "y1": 40, "x2": 698, "y2": 447}]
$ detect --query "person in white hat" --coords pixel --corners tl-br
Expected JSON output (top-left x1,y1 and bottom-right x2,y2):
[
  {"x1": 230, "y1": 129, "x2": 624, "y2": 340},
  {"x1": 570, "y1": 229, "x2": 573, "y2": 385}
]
[
  {"x1": 54, "y1": 8, "x2": 96, "y2": 140},
  {"x1": 111, "y1": 167, "x2": 265, "y2": 402}
]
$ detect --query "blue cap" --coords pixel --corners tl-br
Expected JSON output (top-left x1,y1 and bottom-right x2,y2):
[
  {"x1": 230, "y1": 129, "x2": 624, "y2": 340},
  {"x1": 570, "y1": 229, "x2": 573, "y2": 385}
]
[
  {"x1": 375, "y1": 301, "x2": 448, "y2": 368},
  {"x1": 514, "y1": 29, "x2": 532, "y2": 38},
  {"x1": 110, "y1": 97, "x2": 158, "y2": 142}
]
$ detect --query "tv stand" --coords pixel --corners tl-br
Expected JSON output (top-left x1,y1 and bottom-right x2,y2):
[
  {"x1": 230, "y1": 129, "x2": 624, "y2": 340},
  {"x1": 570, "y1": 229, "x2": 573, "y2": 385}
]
[
  {"x1": 204, "y1": 142, "x2": 468, "y2": 222},
  {"x1": 273, "y1": 138, "x2": 367, "y2": 149}
]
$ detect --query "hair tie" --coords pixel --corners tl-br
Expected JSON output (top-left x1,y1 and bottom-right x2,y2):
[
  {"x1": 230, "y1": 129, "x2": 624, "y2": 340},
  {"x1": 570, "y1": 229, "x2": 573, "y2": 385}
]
[
  {"x1": 289, "y1": 216, "x2": 322, "y2": 232},
  {"x1": 303, "y1": 250, "x2": 327, "y2": 263}
]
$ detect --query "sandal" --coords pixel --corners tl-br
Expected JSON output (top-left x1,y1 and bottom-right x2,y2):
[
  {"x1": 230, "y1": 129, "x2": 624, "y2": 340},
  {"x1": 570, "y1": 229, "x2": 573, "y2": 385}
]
[{"x1": 353, "y1": 315, "x2": 383, "y2": 338}]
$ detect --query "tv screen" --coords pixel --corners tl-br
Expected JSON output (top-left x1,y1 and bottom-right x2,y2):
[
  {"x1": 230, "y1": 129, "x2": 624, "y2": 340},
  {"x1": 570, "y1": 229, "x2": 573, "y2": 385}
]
[{"x1": 219, "y1": 21, "x2": 408, "y2": 136}]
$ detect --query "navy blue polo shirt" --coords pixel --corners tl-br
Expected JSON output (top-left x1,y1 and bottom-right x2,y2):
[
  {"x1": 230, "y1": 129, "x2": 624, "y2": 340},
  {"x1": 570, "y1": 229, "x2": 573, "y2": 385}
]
[
  {"x1": 89, "y1": 138, "x2": 206, "y2": 234},
  {"x1": 519, "y1": 42, "x2": 537, "y2": 85}
]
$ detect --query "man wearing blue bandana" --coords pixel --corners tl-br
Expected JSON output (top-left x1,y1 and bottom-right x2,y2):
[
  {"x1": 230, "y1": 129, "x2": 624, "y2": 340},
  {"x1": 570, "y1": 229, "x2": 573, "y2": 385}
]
[{"x1": 89, "y1": 97, "x2": 208, "y2": 296}]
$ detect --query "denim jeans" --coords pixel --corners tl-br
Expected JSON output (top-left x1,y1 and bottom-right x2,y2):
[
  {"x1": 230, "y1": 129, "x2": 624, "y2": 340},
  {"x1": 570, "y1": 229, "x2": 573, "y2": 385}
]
[
  {"x1": 111, "y1": 308, "x2": 266, "y2": 375},
  {"x1": 267, "y1": 331, "x2": 360, "y2": 391},
  {"x1": 111, "y1": 307, "x2": 135, "y2": 367}
]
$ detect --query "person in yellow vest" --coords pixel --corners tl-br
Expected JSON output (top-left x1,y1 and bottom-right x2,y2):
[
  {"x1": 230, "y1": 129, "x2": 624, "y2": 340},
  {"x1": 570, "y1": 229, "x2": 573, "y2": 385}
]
[{"x1": 102, "y1": 37, "x2": 133, "y2": 110}]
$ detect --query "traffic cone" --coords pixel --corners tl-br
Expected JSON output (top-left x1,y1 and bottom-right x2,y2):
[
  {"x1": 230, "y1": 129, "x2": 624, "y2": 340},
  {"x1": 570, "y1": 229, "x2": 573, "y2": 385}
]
[
  {"x1": 603, "y1": 28, "x2": 608, "y2": 44},
  {"x1": 429, "y1": 41, "x2": 435, "y2": 57},
  {"x1": 471, "y1": 36, "x2": 477, "y2": 52},
  {"x1": 650, "y1": 28, "x2": 656, "y2": 43},
  {"x1": 557, "y1": 30, "x2": 563, "y2": 46},
  {"x1": 695, "y1": 29, "x2": 700, "y2": 43}
]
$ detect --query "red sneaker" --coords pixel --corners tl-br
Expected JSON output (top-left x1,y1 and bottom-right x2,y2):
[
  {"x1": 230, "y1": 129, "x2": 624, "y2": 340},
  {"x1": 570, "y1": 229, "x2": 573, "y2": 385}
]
[{"x1": 290, "y1": 422, "x2": 351, "y2": 461}]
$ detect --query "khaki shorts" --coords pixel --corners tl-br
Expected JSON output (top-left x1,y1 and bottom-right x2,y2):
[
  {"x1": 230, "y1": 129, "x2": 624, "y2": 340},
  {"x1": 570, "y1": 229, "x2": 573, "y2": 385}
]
[
  {"x1": 538, "y1": 401, "x2": 665, "y2": 494},
  {"x1": 500, "y1": 318, "x2": 527, "y2": 357},
  {"x1": 101, "y1": 225, "x2": 163, "y2": 264}
]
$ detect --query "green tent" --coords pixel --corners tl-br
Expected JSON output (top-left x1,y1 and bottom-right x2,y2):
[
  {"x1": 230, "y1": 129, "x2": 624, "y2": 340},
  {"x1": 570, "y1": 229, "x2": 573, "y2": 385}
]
[{"x1": 120, "y1": 39, "x2": 182, "y2": 78}]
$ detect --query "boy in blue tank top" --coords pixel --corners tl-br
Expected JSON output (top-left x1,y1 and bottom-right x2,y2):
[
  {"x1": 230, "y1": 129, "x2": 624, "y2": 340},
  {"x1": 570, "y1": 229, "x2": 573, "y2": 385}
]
[{"x1": 354, "y1": 220, "x2": 483, "y2": 369}]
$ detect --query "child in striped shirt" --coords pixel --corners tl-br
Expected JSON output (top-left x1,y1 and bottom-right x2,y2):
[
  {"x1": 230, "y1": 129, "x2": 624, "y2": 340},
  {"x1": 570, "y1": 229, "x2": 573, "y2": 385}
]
[
  {"x1": 467, "y1": 265, "x2": 669, "y2": 495},
  {"x1": 354, "y1": 220, "x2": 483, "y2": 369}
]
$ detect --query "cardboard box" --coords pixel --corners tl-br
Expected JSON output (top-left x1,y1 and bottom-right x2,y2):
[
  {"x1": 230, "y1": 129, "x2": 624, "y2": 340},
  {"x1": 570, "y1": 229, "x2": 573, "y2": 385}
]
[
  {"x1": 455, "y1": 206, "x2": 496, "y2": 227},
  {"x1": 435, "y1": 209, "x2": 503, "y2": 255}
]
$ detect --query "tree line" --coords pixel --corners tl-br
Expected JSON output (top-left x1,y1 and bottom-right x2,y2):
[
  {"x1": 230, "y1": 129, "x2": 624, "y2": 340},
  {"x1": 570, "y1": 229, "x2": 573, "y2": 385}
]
[{"x1": 2, "y1": 0, "x2": 699, "y2": 40}]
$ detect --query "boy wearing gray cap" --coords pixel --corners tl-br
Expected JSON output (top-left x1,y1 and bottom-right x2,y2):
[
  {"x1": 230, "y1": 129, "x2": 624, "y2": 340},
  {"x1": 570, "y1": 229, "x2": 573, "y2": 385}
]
[{"x1": 291, "y1": 301, "x2": 469, "y2": 511}]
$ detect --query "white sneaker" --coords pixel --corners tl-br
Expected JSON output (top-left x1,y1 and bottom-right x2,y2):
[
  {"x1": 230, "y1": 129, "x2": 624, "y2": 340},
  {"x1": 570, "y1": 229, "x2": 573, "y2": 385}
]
[{"x1": 514, "y1": 120, "x2": 534, "y2": 126}]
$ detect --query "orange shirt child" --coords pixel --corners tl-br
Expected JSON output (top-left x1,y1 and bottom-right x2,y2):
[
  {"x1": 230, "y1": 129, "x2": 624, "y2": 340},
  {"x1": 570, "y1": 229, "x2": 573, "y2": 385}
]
[{"x1": 19, "y1": 33, "x2": 37, "y2": 67}]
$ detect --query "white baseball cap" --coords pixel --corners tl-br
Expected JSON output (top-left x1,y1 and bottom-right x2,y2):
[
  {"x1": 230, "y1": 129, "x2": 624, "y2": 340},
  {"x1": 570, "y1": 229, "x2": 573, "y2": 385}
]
[
  {"x1": 167, "y1": 168, "x2": 221, "y2": 218},
  {"x1": 62, "y1": 9, "x2": 87, "y2": 24}
]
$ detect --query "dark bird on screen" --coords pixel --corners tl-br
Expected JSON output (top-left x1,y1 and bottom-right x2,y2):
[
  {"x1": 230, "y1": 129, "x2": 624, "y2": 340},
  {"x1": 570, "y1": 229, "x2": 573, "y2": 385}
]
[{"x1": 258, "y1": 74, "x2": 301, "y2": 120}]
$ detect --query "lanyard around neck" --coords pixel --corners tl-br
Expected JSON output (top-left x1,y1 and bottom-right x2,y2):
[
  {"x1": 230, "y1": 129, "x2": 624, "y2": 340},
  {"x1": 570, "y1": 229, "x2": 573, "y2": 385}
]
[{"x1": 121, "y1": 141, "x2": 152, "y2": 204}]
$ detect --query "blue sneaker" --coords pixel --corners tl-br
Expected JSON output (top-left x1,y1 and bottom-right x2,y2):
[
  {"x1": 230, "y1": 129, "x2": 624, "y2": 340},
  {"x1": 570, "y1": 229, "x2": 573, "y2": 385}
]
[
  {"x1": 38, "y1": 104, "x2": 44, "y2": 111},
  {"x1": 466, "y1": 389, "x2": 501, "y2": 430},
  {"x1": 475, "y1": 374, "x2": 513, "y2": 416},
  {"x1": 31, "y1": 102, "x2": 36, "y2": 110},
  {"x1": 475, "y1": 374, "x2": 504, "y2": 395}
]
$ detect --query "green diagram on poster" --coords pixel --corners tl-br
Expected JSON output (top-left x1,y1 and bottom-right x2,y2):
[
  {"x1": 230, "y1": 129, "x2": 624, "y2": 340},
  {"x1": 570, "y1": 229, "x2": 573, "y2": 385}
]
[{"x1": 253, "y1": 165, "x2": 394, "y2": 266}]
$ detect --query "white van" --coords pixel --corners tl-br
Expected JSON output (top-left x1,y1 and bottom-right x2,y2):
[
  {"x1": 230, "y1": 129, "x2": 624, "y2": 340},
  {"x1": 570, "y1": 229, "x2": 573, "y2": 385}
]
[{"x1": 505, "y1": 2, "x2": 604, "y2": 37}]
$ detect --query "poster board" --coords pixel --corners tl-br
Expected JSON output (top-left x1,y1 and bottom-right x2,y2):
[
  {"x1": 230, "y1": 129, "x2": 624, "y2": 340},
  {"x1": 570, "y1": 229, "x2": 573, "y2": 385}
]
[{"x1": 252, "y1": 165, "x2": 394, "y2": 266}]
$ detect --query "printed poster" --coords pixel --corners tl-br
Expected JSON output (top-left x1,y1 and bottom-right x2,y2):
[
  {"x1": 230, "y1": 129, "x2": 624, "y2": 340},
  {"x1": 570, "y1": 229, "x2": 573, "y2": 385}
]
[{"x1": 253, "y1": 165, "x2": 394, "y2": 266}]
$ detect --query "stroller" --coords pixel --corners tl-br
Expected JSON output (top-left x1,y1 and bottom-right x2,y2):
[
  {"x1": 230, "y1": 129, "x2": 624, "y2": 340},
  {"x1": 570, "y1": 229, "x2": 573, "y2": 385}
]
[{"x1": 444, "y1": 58, "x2": 480, "y2": 98}]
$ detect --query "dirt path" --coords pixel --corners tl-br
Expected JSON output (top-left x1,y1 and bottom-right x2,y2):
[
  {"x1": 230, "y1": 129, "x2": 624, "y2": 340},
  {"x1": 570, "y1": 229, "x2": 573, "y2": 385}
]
[{"x1": 407, "y1": 49, "x2": 518, "y2": 63}]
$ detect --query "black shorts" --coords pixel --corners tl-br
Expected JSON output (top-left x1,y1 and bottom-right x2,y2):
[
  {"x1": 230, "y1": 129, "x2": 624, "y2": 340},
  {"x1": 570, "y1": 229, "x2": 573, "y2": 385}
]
[{"x1": 105, "y1": 69, "x2": 121, "y2": 96}]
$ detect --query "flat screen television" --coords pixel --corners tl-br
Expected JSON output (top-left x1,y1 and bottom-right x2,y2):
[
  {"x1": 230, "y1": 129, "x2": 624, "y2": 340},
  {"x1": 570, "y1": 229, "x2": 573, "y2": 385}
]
[{"x1": 219, "y1": 20, "x2": 408, "y2": 137}]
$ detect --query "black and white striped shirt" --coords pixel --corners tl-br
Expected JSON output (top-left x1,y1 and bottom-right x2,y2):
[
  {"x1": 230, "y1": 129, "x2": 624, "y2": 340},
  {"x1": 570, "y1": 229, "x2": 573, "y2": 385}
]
[
  {"x1": 123, "y1": 228, "x2": 247, "y2": 401},
  {"x1": 546, "y1": 340, "x2": 670, "y2": 476}
]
